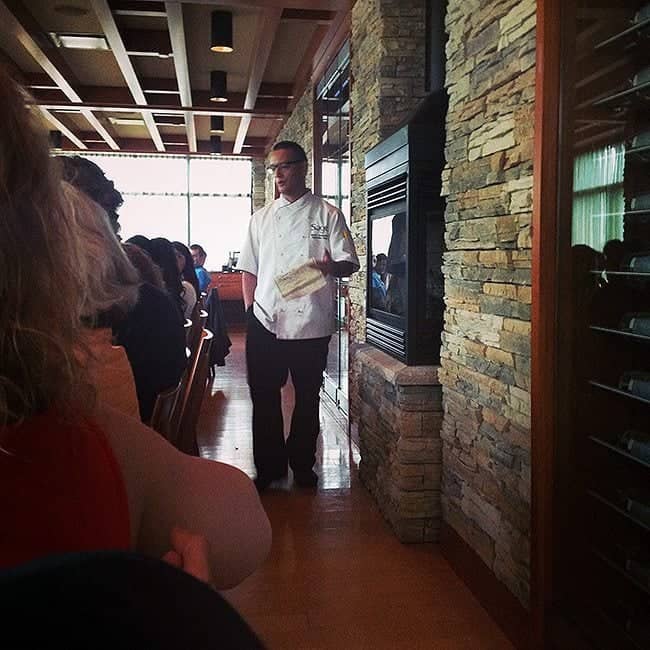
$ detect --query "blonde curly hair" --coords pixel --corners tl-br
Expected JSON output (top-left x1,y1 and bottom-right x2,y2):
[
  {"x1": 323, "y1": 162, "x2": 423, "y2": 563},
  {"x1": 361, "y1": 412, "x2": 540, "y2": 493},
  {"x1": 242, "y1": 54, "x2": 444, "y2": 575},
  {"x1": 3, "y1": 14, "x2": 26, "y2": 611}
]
[{"x1": 0, "y1": 68, "x2": 92, "y2": 425}]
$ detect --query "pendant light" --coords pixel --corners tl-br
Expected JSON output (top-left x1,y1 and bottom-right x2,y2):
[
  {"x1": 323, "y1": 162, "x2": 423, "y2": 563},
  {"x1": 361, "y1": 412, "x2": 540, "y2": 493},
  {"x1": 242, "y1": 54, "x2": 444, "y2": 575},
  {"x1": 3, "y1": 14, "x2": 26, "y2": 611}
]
[
  {"x1": 210, "y1": 10, "x2": 233, "y2": 53},
  {"x1": 210, "y1": 115, "x2": 224, "y2": 134},
  {"x1": 210, "y1": 70, "x2": 227, "y2": 102},
  {"x1": 210, "y1": 135, "x2": 222, "y2": 155}
]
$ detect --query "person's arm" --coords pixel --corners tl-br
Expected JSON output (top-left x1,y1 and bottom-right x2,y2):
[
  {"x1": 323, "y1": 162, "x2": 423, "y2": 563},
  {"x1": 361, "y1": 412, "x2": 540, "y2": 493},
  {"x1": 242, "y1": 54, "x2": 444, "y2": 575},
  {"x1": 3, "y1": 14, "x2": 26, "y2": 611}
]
[
  {"x1": 311, "y1": 250, "x2": 356, "y2": 278},
  {"x1": 96, "y1": 403, "x2": 272, "y2": 590},
  {"x1": 197, "y1": 268, "x2": 211, "y2": 293},
  {"x1": 313, "y1": 209, "x2": 359, "y2": 278},
  {"x1": 242, "y1": 271, "x2": 257, "y2": 310}
]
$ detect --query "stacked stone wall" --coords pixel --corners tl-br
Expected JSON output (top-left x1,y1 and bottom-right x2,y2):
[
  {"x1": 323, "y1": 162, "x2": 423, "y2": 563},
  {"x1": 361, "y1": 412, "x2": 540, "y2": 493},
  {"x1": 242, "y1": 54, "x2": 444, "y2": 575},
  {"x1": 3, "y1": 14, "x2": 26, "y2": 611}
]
[
  {"x1": 354, "y1": 345, "x2": 443, "y2": 541},
  {"x1": 440, "y1": 0, "x2": 536, "y2": 605},
  {"x1": 251, "y1": 158, "x2": 266, "y2": 212},
  {"x1": 348, "y1": 0, "x2": 428, "y2": 415}
]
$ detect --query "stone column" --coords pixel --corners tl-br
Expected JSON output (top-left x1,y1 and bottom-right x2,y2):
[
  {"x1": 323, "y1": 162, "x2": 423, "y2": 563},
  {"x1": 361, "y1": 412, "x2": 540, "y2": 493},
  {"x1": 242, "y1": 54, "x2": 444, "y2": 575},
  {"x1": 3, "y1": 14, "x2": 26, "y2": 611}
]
[
  {"x1": 354, "y1": 345, "x2": 443, "y2": 542},
  {"x1": 251, "y1": 158, "x2": 266, "y2": 212}
]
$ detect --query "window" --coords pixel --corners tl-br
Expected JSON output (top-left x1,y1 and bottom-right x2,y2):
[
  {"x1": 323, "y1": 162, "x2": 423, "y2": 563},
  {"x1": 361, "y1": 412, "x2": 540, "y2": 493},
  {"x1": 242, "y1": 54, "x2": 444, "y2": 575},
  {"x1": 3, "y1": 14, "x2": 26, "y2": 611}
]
[
  {"x1": 572, "y1": 144, "x2": 625, "y2": 251},
  {"x1": 69, "y1": 153, "x2": 252, "y2": 271}
]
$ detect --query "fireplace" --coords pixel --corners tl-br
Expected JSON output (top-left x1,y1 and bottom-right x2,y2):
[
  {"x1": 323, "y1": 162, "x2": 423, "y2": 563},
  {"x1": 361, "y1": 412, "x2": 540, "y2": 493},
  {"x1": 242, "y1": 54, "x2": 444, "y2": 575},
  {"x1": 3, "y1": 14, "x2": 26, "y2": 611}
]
[{"x1": 365, "y1": 92, "x2": 447, "y2": 365}]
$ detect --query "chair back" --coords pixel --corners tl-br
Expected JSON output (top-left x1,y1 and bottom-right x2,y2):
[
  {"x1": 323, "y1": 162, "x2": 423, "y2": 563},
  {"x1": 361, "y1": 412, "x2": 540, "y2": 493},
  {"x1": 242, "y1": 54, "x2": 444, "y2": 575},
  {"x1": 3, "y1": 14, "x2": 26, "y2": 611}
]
[
  {"x1": 176, "y1": 328, "x2": 213, "y2": 456},
  {"x1": 187, "y1": 309, "x2": 208, "y2": 363},
  {"x1": 149, "y1": 380, "x2": 183, "y2": 442},
  {"x1": 183, "y1": 318, "x2": 192, "y2": 345}
]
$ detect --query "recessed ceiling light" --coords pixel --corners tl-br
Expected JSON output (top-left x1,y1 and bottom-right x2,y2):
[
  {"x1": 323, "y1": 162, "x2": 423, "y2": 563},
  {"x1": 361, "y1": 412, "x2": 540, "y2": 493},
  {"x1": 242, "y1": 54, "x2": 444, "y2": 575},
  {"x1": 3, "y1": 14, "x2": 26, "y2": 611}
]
[
  {"x1": 144, "y1": 88, "x2": 180, "y2": 96},
  {"x1": 49, "y1": 32, "x2": 110, "y2": 51},
  {"x1": 108, "y1": 116, "x2": 145, "y2": 126}
]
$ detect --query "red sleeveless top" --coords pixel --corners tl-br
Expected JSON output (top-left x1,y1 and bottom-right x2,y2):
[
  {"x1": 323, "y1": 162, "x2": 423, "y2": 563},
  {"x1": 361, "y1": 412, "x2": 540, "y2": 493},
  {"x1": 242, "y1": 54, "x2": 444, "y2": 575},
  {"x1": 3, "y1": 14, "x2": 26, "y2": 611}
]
[{"x1": 0, "y1": 411, "x2": 131, "y2": 568}]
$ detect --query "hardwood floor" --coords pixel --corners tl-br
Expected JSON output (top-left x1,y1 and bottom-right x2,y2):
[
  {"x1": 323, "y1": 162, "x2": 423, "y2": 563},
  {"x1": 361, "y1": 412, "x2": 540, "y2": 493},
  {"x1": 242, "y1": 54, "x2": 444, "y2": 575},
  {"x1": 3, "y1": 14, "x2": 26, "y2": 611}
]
[{"x1": 197, "y1": 329, "x2": 513, "y2": 649}]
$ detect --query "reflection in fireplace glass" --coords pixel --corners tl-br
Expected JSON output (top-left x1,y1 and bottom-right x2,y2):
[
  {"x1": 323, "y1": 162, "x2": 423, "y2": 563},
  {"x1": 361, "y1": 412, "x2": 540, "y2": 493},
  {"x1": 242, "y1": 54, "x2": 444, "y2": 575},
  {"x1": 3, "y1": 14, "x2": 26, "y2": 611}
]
[{"x1": 370, "y1": 211, "x2": 407, "y2": 315}]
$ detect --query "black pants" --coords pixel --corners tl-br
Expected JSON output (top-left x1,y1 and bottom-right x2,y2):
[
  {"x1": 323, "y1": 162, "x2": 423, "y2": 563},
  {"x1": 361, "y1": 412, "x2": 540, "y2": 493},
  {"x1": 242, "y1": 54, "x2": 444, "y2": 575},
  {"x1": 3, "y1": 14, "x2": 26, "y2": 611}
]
[
  {"x1": 0, "y1": 551, "x2": 264, "y2": 649},
  {"x1": 246, "y1": 312, "x2": 330, "y2": 478}
]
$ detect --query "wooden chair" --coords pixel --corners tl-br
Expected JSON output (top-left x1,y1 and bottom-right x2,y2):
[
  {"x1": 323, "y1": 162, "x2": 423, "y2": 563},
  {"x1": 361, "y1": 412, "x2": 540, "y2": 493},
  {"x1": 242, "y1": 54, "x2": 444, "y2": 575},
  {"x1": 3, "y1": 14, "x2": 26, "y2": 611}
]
[
  {"x1": 176, "y1": 329, "x2": 214, "y2": 456},
  {"x1": 149, "y1": 380, "x2": 183, "y2": 442},
  {"x1": 187, "y1": 309, "x2": 208, "y2": 364}
]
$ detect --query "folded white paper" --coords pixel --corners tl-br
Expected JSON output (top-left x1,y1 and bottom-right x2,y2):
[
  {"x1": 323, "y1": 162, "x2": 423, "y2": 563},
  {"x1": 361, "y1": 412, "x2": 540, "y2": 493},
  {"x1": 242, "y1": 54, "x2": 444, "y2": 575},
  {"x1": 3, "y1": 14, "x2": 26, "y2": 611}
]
[{"x1": 275, "y1": 258, "x2": 327, "y2": 300}]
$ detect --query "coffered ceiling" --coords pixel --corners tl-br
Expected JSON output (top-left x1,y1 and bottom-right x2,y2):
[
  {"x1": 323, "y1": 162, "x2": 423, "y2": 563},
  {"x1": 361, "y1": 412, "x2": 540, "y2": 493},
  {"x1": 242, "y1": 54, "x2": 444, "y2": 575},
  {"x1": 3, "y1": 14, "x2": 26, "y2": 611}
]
[{"x1": 0, "y1": 0, "x2": 350, "y2": 157}]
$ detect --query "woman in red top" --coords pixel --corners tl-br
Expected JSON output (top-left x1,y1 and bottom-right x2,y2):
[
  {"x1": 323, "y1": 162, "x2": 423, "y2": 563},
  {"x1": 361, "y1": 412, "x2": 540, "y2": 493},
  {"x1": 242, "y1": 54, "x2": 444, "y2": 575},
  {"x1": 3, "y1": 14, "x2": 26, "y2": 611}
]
[{"x1": 0, "y1": 67, "x2": 270, "y2": 590}]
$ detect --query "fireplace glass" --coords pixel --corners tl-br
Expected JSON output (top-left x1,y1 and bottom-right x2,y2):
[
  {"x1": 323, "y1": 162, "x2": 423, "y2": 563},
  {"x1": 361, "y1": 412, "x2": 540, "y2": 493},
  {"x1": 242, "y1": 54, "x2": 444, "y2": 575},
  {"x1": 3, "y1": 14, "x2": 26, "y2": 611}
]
[
  {"x1": 370, "y1": 211, "x2": 407, "y2": 316},
  {"x1": 365, "y1": 90, "x2": 447, "y2": 365}
]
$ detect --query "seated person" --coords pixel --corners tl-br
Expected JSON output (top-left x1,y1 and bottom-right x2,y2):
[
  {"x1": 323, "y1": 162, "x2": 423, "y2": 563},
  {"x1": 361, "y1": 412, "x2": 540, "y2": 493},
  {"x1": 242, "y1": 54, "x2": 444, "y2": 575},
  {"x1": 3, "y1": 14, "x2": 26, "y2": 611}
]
[
  {"x1": 58, "y1": 163, "x2": 187, "y2": 423},
  {"x1": 148, "y1": 237, "x2": 187, "y2": 318},
  {"x1": 191, "y1": 243, "x2": 211, "y2": 293},
  {"x1": 173, "y1": 241, "x2": 200, "y2": 319},
  {"x1": 0, "y1": 68, "x2": 271, "y2": 590},
  {"x1": 68, "y1": 186, "x2": 141, "y2": 420},
  {"x1": 371, "y1": 253, "x2": 388, "y2": 310}
]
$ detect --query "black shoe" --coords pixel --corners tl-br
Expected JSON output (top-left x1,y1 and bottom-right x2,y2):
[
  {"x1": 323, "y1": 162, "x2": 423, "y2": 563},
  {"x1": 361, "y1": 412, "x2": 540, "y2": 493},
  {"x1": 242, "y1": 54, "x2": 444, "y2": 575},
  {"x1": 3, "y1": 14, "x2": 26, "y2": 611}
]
[
  {"x1": 254, "y1": 467, "x2": 287, "y2": 493},
  {"x1": 293, "y1": 469, "x2": 318, "y2": 488}
]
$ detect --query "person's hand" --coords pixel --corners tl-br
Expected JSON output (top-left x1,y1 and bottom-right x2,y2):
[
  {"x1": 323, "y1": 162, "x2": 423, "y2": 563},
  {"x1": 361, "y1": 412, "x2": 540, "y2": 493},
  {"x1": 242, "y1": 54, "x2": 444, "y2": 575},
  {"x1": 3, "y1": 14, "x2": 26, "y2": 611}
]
[
  {"x1": 162, "y1": 526, "x2": 212, "y2": 584},
  {"x1": 311, "y1": 249, "x2": 333, "y2": 276}
]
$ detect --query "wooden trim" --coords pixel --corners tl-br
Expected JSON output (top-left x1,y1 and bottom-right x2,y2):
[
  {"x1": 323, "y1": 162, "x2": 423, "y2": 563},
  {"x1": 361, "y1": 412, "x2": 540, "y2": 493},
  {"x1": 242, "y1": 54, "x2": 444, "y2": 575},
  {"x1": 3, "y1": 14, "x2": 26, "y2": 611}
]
[
  {"x1": 311, "y1": 8, "x2": 350, "y2": 87},
  {"x1": 312, "y1": 85, "x2": 322, "y2": 195},
  {"x1": 136, "y1": 0, "x2": 349, "y2": 8},
  {"x1": 31, "y1": 100, "x2": 287, "y2": 120},
  {"x1": 440, "y1": 523, "x2": 531, "y2": 649},
  {"x1": 530, "y1": 0, "x2": 562, "y2": 648},
  {"x1": 0, "y1": 0, "x2": 118, "y2": 150},
  {"x1": 91, "y1": 0, "x2": 165, "y2": 152},
  {"x1": 39, "y1": 108, "x2": 87, "y2": 150},
  {"x1": 165, "y1": 1, "x2": 197, "y2": 153}
]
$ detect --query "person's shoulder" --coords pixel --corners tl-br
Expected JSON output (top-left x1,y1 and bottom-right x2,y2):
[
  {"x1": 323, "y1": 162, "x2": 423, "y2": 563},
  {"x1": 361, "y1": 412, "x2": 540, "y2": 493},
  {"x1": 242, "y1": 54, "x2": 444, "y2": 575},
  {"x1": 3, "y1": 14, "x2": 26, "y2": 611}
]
[
  {"x1": 182, "y1": 280, "x2": 197, "y2": 298},
  {"x1": 313, "y1": 194, "x2": 342, "y2": 217},
  {"x1": 251, "y1": 201, "x2": 277, "y2": 220},
  {"x1": 138, "y1": 281, "x2": 171, "y2": 306},
  {"x1": 137, "y1": 283, "x2": 183, "y2": 324}
]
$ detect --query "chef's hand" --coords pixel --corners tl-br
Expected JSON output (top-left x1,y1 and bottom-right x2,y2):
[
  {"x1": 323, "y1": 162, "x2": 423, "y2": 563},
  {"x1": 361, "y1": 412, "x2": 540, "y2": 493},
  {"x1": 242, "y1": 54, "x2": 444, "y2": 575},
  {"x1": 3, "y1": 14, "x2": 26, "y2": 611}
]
[{"x1": 311, "y1": 249, "x2": 333, "y2": 276}]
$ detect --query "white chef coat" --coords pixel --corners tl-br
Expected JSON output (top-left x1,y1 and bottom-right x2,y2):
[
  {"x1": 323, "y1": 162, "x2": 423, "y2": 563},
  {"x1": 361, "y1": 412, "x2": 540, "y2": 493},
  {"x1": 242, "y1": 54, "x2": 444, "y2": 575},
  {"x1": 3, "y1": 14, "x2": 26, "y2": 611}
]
[{"x1": 238, "y1": 191, "x2": 359, "y2": 340}]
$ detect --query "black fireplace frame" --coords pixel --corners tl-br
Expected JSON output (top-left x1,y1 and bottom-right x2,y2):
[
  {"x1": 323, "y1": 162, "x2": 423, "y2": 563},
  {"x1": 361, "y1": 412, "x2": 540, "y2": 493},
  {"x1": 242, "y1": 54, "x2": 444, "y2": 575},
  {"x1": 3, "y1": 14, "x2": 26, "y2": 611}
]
[{"x1": 365, "y1": 92, "x2": 447, "y2": 365}]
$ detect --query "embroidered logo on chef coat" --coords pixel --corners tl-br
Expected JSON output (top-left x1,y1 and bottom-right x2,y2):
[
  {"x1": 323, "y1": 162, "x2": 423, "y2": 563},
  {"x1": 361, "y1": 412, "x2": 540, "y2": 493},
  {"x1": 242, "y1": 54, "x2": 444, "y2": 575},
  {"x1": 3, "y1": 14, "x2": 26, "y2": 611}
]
[{"x1": 310, "y1": 224, "x2": 329, "y2": 240}]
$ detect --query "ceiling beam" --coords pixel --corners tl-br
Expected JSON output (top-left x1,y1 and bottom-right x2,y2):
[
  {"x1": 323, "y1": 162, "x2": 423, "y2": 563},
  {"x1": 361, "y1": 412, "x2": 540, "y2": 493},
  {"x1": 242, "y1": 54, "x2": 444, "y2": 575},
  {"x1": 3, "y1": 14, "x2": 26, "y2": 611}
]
[
  {"x1": 233, "y1": 7, "x2": 282, "y2": 154},
  {"x1": 39, "y1": 108, "x2": 87, "y2": 150},
  {"x1": 31, "y1": 86, "x2": 289, "y2": 114},
  {"x1": 32, "y1": 100, "x2": 288, "y2": 120},
  {"x1": 310, "y1": 7, "x2": 350, "y2": 86},
  {"x1": 110, "y1": 1, "x2": 167, "y2": 18},
  {"x1": 134, "y1": 0, "x2": 349, "y2": 9},
  {"x1": 69, "y1": 137, "x2": 265, "y2": 158},
  {"x1": 0, "y1": 0, "x2": 119, "y2": 150},
  {"x1": 165, "y1": 2, "x2": 196, "y2": 152},
  {"x1": 281, "y1": 8, "x2": 335, "y2": 23},
  {"x1": 90, "y1": 0, "x2": 165, "y2": 152},
  {"x1": 77, "y1": 132, "x2": 268, "y2": 147},
  {"x1": 25, "y1": 74, "x2": 294, "y2": 100}
]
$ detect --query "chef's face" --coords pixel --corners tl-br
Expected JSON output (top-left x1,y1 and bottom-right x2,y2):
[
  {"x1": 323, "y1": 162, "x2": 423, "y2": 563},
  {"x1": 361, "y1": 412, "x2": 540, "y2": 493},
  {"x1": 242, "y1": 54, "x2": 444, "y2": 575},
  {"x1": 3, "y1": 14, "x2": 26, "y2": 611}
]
[{"x1": 268, "y1": 148, "x2": 307, "y2": 199}]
